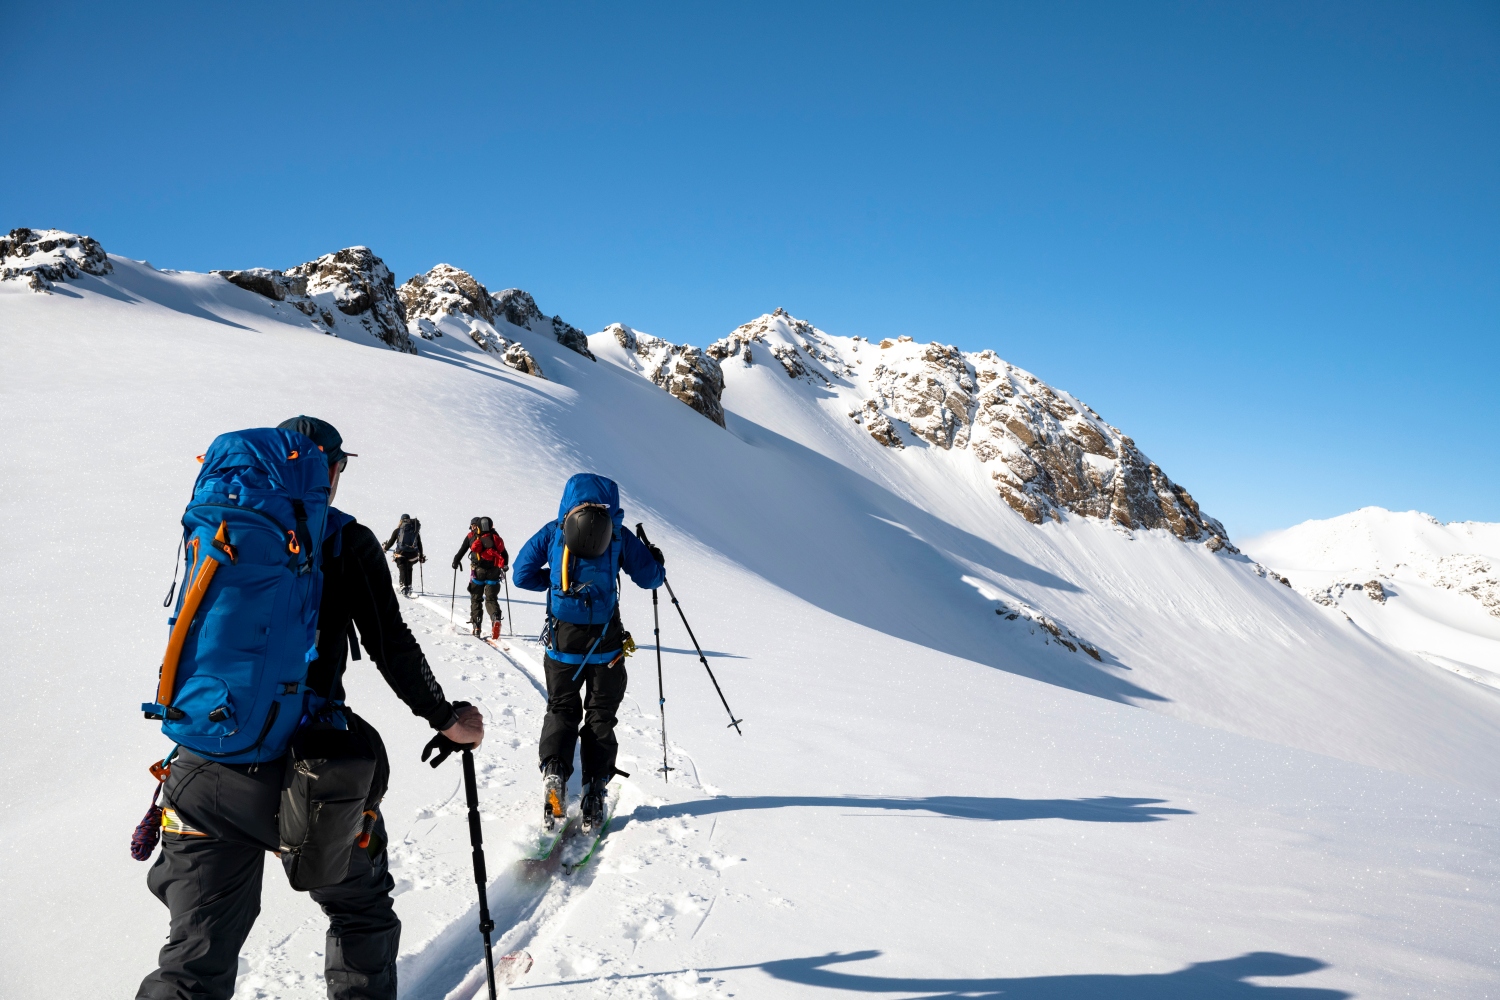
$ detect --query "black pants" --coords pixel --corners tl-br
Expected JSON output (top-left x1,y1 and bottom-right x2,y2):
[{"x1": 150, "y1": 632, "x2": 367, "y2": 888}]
[
  {"x1": 539, "y1": 654, "x2": 628, "y2": 784},
  {"x1": 136, "y1": 751, "x2": 399, "y2": 1000},
  {"x1": 468, "y1": 580, "x2": 500, "y2": 627},
  {"x1": 393, "y1": 553, "x2": 416, "y2": 590}
]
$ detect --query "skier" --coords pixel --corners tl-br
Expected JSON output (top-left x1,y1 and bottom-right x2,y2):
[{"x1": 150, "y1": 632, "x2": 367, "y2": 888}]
[
  {"x1": 511, "y1": 473, "x2": 664, "y2": 832},
  {"x1": 381, "y1": 513, "x2": 425, "y2": 597},
  {"x1": 452, "y1": 516, "x2": 508, "y2": 639},
  {"x1": 136, "y1": 416, "x2": 484, "y2": 1000}
]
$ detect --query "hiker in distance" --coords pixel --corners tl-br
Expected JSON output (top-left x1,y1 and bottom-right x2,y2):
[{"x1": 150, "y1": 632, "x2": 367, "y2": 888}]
[
  {"x1": 136, "y1": 416, "x2": 483, "y2": 1000},
  {"x1": 512, "y1": 473, "x2": 665, "y2": 833},
  {"x1": 453, "y1": 515, "x2": 508, "y2": 639},
  {"x1": 382, "y1": 512, "x2": 425, "y2": 597}
]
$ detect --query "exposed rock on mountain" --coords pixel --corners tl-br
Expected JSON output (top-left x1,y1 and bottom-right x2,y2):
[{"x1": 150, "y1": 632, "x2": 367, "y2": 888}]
[
  {"x1": 398, "y1": 264, "x2": 545, "y2": 378},
  {"x1": 1422, "y1": 555, "x2": 1499, "y2": 618},
  {"x1": 216, "y1": 247, "x2": 414, "y2": 353},
  {"x1": 712, "y1": 309, "x2": 1229, "y2": 547},
  {"x1": 492, "y1": 288, "x2": 595, "y2": 360},
  {"x1": 608, "y1": 323, "x2": 725, "y2": 426},
  {"x1": 0, "y1": 228, "x2": 112, "y2": 292},
  {"x1": 709, "y1": 308, "x2": 850, "y2": 386}
]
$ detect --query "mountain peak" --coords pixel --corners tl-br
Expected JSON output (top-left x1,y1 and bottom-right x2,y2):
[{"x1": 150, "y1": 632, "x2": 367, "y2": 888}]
[{"x1": 0, "y1": 227, "x2": 112, "y2": 292}]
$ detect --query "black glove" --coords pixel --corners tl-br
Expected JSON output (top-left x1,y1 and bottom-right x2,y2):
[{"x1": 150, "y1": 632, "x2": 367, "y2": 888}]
[
  {"x1": 420, "y1": 700, "x2": 474, "y2": 768},
  {"x1": 419, "y1": 555, "x2": 427, "y2": 563},
  {"x1": 451, "y1": 558, "x2": 462, "y2": 570},
  {"x1": 649, "y1": 544, "x2": 665, "y2": 565}
]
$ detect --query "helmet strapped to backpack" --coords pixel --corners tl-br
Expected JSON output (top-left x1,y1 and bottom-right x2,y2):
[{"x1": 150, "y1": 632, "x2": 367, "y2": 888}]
[{"x1": 563, "y1": 504, "x2": 613, "y2": 559}]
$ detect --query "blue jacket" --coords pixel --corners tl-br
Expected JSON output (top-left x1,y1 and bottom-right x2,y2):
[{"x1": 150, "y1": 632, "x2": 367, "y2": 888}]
[{"x1": 513, "y1": 475, "x2": 664, "y2": 663}]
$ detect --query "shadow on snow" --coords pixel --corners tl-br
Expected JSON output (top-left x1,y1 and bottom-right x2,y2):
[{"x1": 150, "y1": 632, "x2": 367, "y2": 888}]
[
  {"x1": 627, "y1": 794, "x2": 1193, "y2": 825},
  {"x1": 517, "y1": 949, "x2": 1349, "y2": 997}
]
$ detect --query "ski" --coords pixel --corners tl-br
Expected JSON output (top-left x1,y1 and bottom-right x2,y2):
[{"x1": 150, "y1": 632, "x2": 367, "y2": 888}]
[
  {"x1": 561, "y1": 789, "x2": 618, "y2": 873},
  {"x1": 525, "y1": 815, "x2": 573, "y2": 862}
]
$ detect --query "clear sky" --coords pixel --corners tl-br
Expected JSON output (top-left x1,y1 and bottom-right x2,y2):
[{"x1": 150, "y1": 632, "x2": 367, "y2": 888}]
[{"x1": 4, "y1": 2, "x2": 1495, "y2": 537}]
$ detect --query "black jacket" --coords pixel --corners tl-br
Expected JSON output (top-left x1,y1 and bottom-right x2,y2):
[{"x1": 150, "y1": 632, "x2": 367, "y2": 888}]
[
  {"x1": 310, "y1": 518, "x2": 456, "y2": 732},
  {"x1": 383, "y1": 518, "x2": 423, "y2": 558}
]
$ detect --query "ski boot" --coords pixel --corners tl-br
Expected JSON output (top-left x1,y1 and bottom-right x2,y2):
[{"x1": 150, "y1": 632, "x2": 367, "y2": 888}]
[
  {"x1": 580, "y1": 778, "x2": 608, "y2": 835},
  {"x1": 401, "y1": 585, "x2": 413, "y2": 598},
  {"x1": 491, "y1": 620, "x2": 502, "y2": 641},
  {"x1": 542, "y1": 758, "x2": 566, "y2": 831},
  {"x1": 471, "y1": 620, "x2": 482, "y2": 637}
]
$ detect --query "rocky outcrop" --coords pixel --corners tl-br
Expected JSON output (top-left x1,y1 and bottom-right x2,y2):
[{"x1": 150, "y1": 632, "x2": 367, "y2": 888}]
[
  {"x1": 707, "y1": 308, "x2": 1229, "y2": 547},
  {"x1": 492, "y1": 288, "x2": 594, "y2": 360},
  {"x1": 1422, "y1": 555, "x2": 1499, "y2": 618},
  {"x1": 857, "y1": 336, "x2": 1229, "y2": 546},
  {"x1": 400, "y1": 263, "x2": 495, "y2": 328},
  {"x1": 216, "y1": 247, "x2": 414, "y2": 353},
  {"x1": 0, "y1": 228, "x2": 112, "y2": 292},
  {"x1": 398, "y1": 265, "x2": 545, "y2": 377},
  {"x1": 608, "y1": 324, "x2": 725, "y2": 426},
  {"x1": 708, "y1": 308, "x2": 852, "y2": 386}
]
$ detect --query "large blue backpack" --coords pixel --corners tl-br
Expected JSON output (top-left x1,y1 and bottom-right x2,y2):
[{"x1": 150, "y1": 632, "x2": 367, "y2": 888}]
[
  {"x1": 548, "y1": 473, "x2": 625, "y2": 628},
  {"x1": 142, "y1": 427, "x2": 331, "y2": 763}
]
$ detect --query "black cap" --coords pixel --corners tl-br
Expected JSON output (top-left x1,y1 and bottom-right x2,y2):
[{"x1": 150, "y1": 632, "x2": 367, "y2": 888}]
[
  {"x1": 401, "y1": 513, "x2": 410, "y2": 520},
  {"x1": 277, "y1": 416, "x2": 357, "y2": 468}
]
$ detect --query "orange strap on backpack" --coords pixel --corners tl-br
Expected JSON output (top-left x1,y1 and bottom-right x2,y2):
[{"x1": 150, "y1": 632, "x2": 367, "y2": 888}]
[{"x1": 155, "y1": 520, "x2": 229, "y2": 710}]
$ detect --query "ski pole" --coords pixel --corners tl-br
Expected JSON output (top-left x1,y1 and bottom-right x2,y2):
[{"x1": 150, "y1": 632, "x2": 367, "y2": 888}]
[
  {"x1": 463, "y1": 747, "x2": 499, "y2": 1000},
  {"x1": 419, "y1": 559, "x2": 425, "y2": 597},
  {"x1": 635, "y1": 525, "x2": 743, "y2": 734},
  {"x1": 420, "y1": 706, "x2": 496, "y2": 1000},
  {"x1": 450, "y1": 565, "x2": 458, "y2": 626},
  {"x1": 503, "y1": 572, "x2": 514, "y2": 637},
  {"x1": 651, "y1": 586, "x2": 672, "y2": 779}
]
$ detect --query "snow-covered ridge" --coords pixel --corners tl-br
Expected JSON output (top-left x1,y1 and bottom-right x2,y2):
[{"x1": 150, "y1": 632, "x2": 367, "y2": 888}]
[
  {"x1": 6, "y1": 228, "x2": 1216, "y2": 546},
  {"x1": 1244, "y1": 507, "x2": 1500, "y2": 688},
  {"x1": 607, "y1": 306, "x2": 1228, "y2": 546},
  {"x1": 215, "y1": 247, "x2": 415, "y2": 353},
  {"x1": 0, "y1": 227, "x2": 112, "y2": 291}
]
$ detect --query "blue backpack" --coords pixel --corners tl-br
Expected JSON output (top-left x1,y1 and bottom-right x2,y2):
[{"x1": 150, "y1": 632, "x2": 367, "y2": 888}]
[
  {"x1": 142, "y1": 427, "x2": 332, "y2": 763},
  {"x1": 548, "y1": 473, "x2": 625, "y2": 628}
]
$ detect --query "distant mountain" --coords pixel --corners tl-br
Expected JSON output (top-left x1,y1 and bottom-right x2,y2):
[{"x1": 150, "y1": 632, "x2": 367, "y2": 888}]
[{"x1": 1244, "y1": 507, "x2": 1500, "y2": 688}]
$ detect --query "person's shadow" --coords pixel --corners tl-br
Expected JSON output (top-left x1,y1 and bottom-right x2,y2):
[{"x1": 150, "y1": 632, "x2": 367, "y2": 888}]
[
  {"x1": 516, "y1": 950, "x2": 1350, "y2": 997},
  {"x1": 742, "y1": 950, "x2": 1352, "y2": 997},
  {"x1": 630, "y1": 794, "x2": 1192, "y2": 825}
]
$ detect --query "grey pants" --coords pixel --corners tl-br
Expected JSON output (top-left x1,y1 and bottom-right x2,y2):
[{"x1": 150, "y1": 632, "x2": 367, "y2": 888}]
[
  {"x1": 135, "y1": 750, "x2": 399, "y2": 1000},
  {"x1": 468, "y1": 580, "x2": 501, "y2": 627}
]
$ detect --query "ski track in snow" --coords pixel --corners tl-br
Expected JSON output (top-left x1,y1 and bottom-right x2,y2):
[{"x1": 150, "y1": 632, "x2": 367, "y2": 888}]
[{"x1": 233, "y1": 591, "x2": 741, "y2": 999}]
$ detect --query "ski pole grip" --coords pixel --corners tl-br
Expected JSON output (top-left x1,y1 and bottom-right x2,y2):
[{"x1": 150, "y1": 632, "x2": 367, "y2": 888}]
[{"x1": 634, "y1": 523, "x2": 650, "y2": 544}]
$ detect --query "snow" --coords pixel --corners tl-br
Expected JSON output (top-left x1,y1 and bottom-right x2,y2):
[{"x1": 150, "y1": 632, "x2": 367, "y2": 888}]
[
  {"x1": 1244, "y1": 507, "x2": 1500, "y2": 690},
  {"x1": 2, "y1": 247, "x2": 1500, "y2": 998}
]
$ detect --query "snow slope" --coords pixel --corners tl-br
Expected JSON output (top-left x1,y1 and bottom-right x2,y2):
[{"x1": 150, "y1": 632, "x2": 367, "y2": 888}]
[
  {"x1": 2, "y1": 246, "x2": 1499, "y2": 998},
  {"x1": 1244, "y1": 508, "x2": 1500, "y2": 690}
]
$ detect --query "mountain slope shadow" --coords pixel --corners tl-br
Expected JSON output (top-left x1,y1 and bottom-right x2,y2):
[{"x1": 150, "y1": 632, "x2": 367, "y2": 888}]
[
  {"x1": 734, "y1": 949, "x2": 1353, "y2": 998},
  {"x1": 637, "y1": 414, "x2": 1166, "y2": 704},
  {"x1": 629, "y1": 795, "x2": 1192, "y2": 825}
]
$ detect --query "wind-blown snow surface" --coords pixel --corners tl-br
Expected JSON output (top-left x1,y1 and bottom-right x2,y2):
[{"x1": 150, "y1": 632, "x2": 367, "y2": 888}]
[
  {"x1": 2, "y1": 256, "x2": 1499, "y2": 998},
  {"x1": 1245, "y1": 508, "x2": 1500, "y2": 691}
]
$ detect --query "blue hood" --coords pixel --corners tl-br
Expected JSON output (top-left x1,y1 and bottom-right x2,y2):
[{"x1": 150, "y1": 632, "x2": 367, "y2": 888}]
[{"x1": 557, "y1": 473, "x2": 620, "y2": 521}]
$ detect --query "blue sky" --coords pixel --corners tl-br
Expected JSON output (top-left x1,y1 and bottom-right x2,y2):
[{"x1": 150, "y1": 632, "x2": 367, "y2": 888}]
[{"x1": 4, "y1": 2, "x2": 1495, "y2": 537}]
